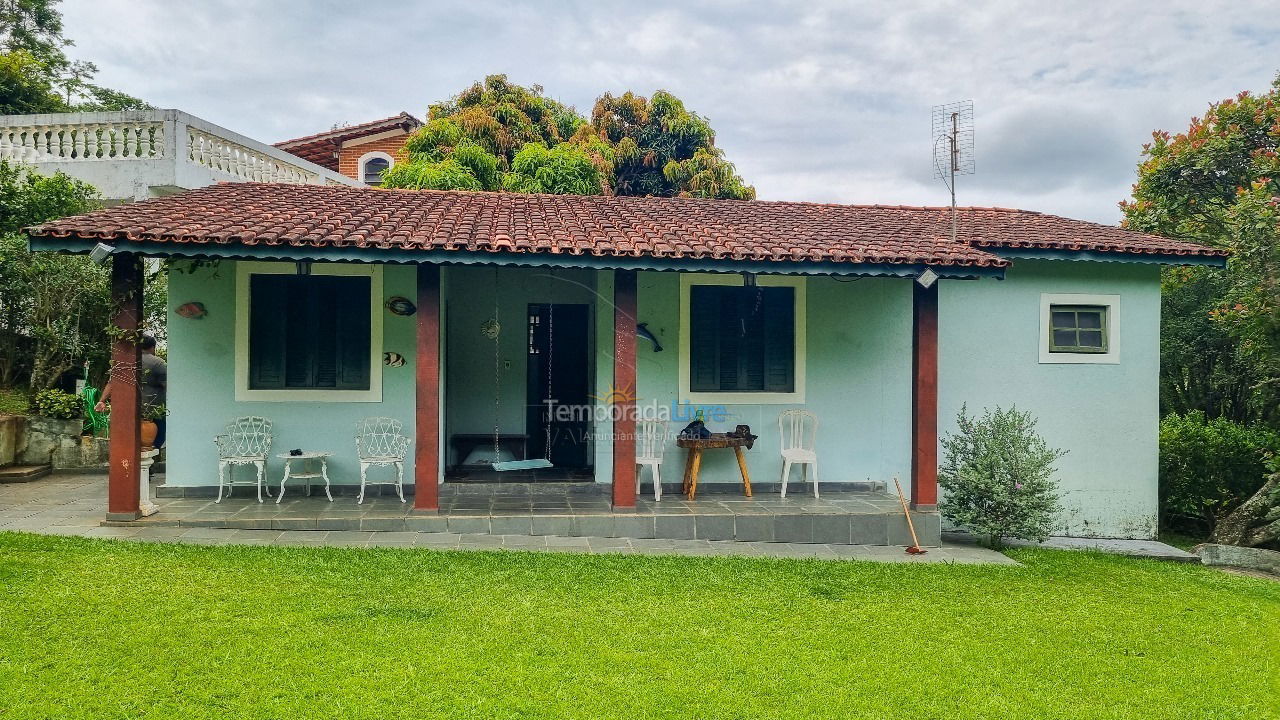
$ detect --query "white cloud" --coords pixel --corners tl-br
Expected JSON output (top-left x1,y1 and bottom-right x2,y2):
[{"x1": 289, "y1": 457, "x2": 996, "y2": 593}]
[{"x1": 60, "y1": 0, "x2": 1280, "y2": 222}]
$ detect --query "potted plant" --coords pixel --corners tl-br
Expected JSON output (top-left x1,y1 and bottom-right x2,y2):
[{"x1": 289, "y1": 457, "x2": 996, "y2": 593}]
[{"x1": 141, "y1": 404, "x2": 166, "y2": 448}]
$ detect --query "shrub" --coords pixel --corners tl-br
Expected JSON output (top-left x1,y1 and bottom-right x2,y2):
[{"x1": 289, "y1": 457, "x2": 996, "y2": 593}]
[
  {"x1": 1158, "y1": 411, "x2": 1279, "y2": 533},
  {"x1": 939, "y1": 405, "x2": 1065, "y2": 548},
  {"x1": 32, "y1": 388, "x2": 79, "y2": 420}
]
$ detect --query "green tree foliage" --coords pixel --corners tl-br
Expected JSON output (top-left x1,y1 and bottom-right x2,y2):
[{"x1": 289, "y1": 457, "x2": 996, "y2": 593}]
[
  {"x1": 594, "y1": 90, "x2": 754, "y2": 199},
  {"x1": 382, "y1": 75, "x2": 753, "y2": 199},
  {"x1": 938, "y1": 405, "x2": 1065, "y2": 548},
  {"x1": 1159, "y1": 411, "x2": 1279, "y2": 535},
  {"x1": 500, "y1": 142, "x2": 602, "y2": 195},
  {"x1": 1123, "y1": 76, "x2": 1280, "y2": 426},
  {"x1": 0, "y1": 161, "x2": 167, "y2": 394},
  {"x1": 0, "y1": 0, "x2": 147, "y2": 114}
]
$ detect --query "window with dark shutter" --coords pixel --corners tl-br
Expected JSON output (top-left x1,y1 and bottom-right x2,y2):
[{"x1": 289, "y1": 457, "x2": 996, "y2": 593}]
[
  {"x1": 688, "y1": 285, "x2": 795, "y2": 393},
  {"x1": 248, "y1": 274, "x2": 371, "y2": 390}
]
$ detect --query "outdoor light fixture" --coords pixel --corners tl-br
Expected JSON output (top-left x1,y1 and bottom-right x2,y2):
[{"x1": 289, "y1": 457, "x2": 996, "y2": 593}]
[
  {"x1": 916, "y1": 267, "x2": 938, "y2": 289},
  {"x1": 742, "y1": 271, "x2": 757, "y2": 287},
  {"x1": 295, "y1": 261, "x2": 312, "y2": 276},
  {"x1": 88, "y1": 243, "x2": 115, "y2": 266}
]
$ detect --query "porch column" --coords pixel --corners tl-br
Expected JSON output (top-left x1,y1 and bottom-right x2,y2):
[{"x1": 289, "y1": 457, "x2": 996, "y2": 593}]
[
  {"x1": 911, "y1": 281, "x2": 939, "y2": 510},
  {"x1": 414, "y1": 264, "x2": 442, "y2": 511},
  {"x1": 611, "y1": 269, "x2": 638, "y2": 508},
  {"x1": 106, "y1": 253, "x2": 143, "y2": 521}
]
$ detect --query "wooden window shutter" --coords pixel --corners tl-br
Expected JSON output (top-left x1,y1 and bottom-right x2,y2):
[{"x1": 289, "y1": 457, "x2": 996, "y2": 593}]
[
  {"x1": 761, "y1": 286, "x2": 795, "y2": 392},
  {"x1": 248, "y1": 273, "x2": 372, "y2": 391},
  {"x1": 687, "y1": 284, "x2": 795, "y2": 393},
  {"x1": 689, "y1": 285, "x2": 721, "y2": 392},
  {"x1": 333, "y1": 276, "x2": 371, "y2": 389},
  {"x1": 248, "y1": 274, "x2": 288, "y2": 389}
]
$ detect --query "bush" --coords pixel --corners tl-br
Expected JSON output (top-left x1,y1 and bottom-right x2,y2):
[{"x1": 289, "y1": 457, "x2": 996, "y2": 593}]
[
  {"x1": 1158, "y1": 411, "x2": 1279, "y2": 533},
  {"x1": 32, "y1": 388, "x2": 79, "y2": 420},
  {"x1": 939, "y1": 405, "x2": 1065, "y2": 548}
]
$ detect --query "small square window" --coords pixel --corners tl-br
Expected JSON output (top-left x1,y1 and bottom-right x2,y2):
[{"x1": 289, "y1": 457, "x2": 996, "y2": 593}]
[{"x1": 1048, "y1": 305, "x2": 1108, "y2": 353}]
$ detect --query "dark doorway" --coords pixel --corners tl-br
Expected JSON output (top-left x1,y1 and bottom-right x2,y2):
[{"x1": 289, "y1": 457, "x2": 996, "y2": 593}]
[{"x1": 526, "y1": 304, "x2": 591, "y2": 470}]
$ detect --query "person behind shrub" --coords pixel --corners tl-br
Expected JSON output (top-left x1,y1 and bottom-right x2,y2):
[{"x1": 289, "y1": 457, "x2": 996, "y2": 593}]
[{"x1": 95, "y1": 333, "x2": 167, "y2": 447}]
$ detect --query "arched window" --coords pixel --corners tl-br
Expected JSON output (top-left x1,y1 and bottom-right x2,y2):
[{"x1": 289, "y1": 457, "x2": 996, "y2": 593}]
[{"x1": 359, "y1": 152, "x2": 393, "y2": 185}]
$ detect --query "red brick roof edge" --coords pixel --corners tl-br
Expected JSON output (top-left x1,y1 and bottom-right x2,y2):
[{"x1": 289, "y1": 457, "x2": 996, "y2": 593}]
[
  {"x1": 26, "y1": 183, "x2": 1227, "y2": 269},
  {"x1": 274, "y1": 113, "x2": 421, "y2": 170}
]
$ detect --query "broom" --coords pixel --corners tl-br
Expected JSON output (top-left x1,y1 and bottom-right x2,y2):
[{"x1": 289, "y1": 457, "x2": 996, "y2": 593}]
[{"x1": 893, "y1": 477, "x2": 928, "y2": 555}]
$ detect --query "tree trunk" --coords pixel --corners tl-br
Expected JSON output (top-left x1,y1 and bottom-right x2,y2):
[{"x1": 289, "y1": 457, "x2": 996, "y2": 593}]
[{"x1": 1209, "y1": 472, "x2": 1280, "y2": 547}]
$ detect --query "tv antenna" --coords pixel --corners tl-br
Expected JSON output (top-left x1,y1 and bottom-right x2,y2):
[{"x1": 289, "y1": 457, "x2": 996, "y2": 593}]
[{"x1": 932, "y1": 100, "x2": 975, "y2": 243}]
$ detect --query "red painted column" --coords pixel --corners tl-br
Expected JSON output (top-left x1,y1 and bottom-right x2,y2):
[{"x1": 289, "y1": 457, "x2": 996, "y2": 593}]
[
  {"x1": 414, "y1": 264, "x2": 442, "y2": 511},
  {"x1": 911, "y1": 281, "x2": 939, "y2": 510},
  {"x1": 106, "y1": 253, "x2": 143, "y2": 521},
  {"x1": 611, "y1": 269, "x2": 638, "y2": 508}
]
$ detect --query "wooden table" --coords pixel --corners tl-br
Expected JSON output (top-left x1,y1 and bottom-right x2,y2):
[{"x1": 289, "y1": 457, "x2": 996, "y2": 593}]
[{"x1": 676, "y1": 435, "x2": 753, "y2": 500}]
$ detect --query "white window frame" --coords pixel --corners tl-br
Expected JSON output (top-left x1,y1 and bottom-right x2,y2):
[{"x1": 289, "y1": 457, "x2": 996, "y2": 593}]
[
  {"x1": 1039, "y1": 293, "x2": 1120, "y2": 364},
  {"x1": 235, "y1": 261, "x2": 384, "y2": 402},
  {"x1": 358, "y1": 150, "x2": 394, "y2": 185},
  {"x1": 678, "y1": 273, "x2": 806, "y2": 405}
]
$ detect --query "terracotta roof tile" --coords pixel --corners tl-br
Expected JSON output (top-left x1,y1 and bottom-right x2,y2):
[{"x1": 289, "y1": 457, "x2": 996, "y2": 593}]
[
  {"x1": 27, "y1": 183, "x2": 1226, "y2": 269},
  {"x1": 273, "y1": 113, "x2": 421, "y2": 170}
]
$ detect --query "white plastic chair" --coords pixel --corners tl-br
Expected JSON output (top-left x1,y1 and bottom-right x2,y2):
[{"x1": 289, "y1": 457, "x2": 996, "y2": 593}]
[
  {"x1": 778, "y1": 409, "x2": 819, "y2": 498},
  {"x1": 636, "y1": 419, "x2": 668, "y2": 501},
  {"x1": 214, "y1": 416, "x2": 274, "y2": 503},
  {"x1": 356, "y1": 417, "x2": 411, "y2": 504}
]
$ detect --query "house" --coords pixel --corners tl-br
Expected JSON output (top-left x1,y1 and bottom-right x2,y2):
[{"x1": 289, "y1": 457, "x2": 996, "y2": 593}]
[
  {"x1": 26, "y1": 181, "x2": 1226, "y2": 543},
  {"x1": 273, "y1": 112, "x2": 421, "y2": 186}
]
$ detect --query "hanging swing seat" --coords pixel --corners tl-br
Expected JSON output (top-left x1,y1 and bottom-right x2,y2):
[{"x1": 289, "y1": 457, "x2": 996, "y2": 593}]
[{"x1": 492, "y1": 457, "x2": 555, "y2": 471}]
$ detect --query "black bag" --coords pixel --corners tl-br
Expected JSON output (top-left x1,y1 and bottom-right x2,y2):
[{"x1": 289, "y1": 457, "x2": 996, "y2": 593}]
[{"x1": 679, "y1": 420, "x2": 711, "y2": 439}]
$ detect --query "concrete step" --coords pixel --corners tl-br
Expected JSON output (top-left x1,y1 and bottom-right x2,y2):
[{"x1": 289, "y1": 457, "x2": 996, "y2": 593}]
[
  {"x1": 0, "y1": 464, "x2": 51, "y2": 483},
  {"x1": 108, "y1": 507, "x2": 941, "y2": 546}
]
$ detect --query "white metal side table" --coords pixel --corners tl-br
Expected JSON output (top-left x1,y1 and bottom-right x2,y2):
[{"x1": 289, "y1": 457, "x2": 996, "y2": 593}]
[{"x1": 276, "y1": 451, "x2": 333, "y2": 503}]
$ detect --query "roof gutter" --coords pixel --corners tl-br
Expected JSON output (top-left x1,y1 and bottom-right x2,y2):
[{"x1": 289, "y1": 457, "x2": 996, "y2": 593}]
[
  {"x1": 26, "y1": 235, "x2": 1006, "y2": 280},
  {"x1": 990, "y1": 247, "x2": 1228, "y2": 268}
]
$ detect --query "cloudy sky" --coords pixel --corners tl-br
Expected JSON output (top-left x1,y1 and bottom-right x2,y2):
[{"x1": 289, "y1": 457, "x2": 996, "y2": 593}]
[{"x1": 63, "y1": 0, "x2": 1280, "y2": 223}]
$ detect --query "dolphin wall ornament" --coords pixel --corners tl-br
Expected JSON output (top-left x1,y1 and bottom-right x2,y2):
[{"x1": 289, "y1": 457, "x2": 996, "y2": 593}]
[{"x1": 636, "y1": 322, "x2": 663, "y2": 352}]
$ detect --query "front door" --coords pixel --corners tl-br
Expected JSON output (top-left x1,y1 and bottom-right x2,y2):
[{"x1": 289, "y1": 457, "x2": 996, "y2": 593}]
[{"x1": 526, "y1": 304, "x2": 591, "y2": 469}]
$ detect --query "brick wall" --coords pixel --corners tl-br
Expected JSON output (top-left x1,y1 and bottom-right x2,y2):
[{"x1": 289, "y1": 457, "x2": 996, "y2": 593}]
[{"x1": 337, "y1": 136, "x2": 409, "y2": 182}]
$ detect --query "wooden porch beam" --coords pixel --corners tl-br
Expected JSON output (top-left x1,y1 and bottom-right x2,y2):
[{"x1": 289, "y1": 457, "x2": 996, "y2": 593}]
[
  {"x1": 106, "y1": 253, "x2": 143, "y2": 521},
  {"x1": 414, "y1": 264, "x2": 442, "y2": 511},
  {"x1": 612, "y1": 269, "x2": 638, "y2": 508},
  {"x1": 911, "y1": 281, "x2": 939, "y2": 510}
]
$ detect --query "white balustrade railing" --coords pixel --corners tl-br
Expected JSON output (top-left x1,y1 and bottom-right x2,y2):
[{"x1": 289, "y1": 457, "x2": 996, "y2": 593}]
[
  {"x1": 186, "y1": 127, "x2": 318, "y2": 184},
  {"x1": 0, "y1": 110, "x2": 358, "y2": 197},
  {"x1": 0, "y1": 120, "x2": 165, "y2": 162}
]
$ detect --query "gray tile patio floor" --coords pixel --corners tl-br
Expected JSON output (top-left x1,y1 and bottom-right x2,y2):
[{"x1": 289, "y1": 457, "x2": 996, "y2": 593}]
[{"x1": 0, "y1": 473, "x2": 1016, "y2": 564}]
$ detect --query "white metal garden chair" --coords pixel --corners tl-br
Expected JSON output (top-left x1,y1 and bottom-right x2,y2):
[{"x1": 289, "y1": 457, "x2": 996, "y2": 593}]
[
  {"x1": 778, "y1": 409, "x2": 819, "y2": 498},
  {"x1": 356, "y1": 417, "x2": 411, "y2": 504},
  {"x1": 636, "y1": 419, "x2": 668, "y2": 501},
  {"x1": 214, "y1": 416, "x2": 274, "y2": 503}
]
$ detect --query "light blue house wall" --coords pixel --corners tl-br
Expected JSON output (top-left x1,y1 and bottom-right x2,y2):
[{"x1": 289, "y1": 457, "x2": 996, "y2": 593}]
[
  {"x1": 164, "y1": 257, "x2": 1161, "y2": 538},
  {"x1": 165, "y1": 261, "x2": 420, "y2": 489},
  {"x1": 939, "y1": 260, "x2": 1161, "y2": 538}
]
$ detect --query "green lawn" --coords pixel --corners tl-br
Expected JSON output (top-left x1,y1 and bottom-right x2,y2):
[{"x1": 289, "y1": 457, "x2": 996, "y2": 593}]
[{"x1": 1, "y1": 533, "x2": 1276, "y2": 719}]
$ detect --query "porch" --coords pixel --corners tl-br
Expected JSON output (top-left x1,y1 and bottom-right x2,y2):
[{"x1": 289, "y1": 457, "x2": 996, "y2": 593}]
[{"x1": 138, "y1": 481, "x2": 941, "y2": 546}]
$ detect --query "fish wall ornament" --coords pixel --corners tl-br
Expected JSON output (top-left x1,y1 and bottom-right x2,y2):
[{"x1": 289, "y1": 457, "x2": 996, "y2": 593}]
[
  {"x1": 383, "y1": 352, "x2": 406, "y2": 367},
  {"x1": 386, "y1": 296, "x2": 417, "y2": 316},
  {"x1": 176, "y1": 302, "x2": 206, "y2": 319}
]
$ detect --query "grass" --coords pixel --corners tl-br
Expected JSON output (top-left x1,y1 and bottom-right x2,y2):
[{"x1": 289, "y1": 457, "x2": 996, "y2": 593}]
[
  {"x1": 1, "y1": 533, "x2": 1277, "y2": 719},
  {"x1": 0, "y1": 386, "x2": 29, "y2": 416}
]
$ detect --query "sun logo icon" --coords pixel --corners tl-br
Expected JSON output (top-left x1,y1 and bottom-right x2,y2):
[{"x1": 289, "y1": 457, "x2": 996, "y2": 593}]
[{"x1": 591, "y1": 383, "x2": 635, "y2": 405}]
